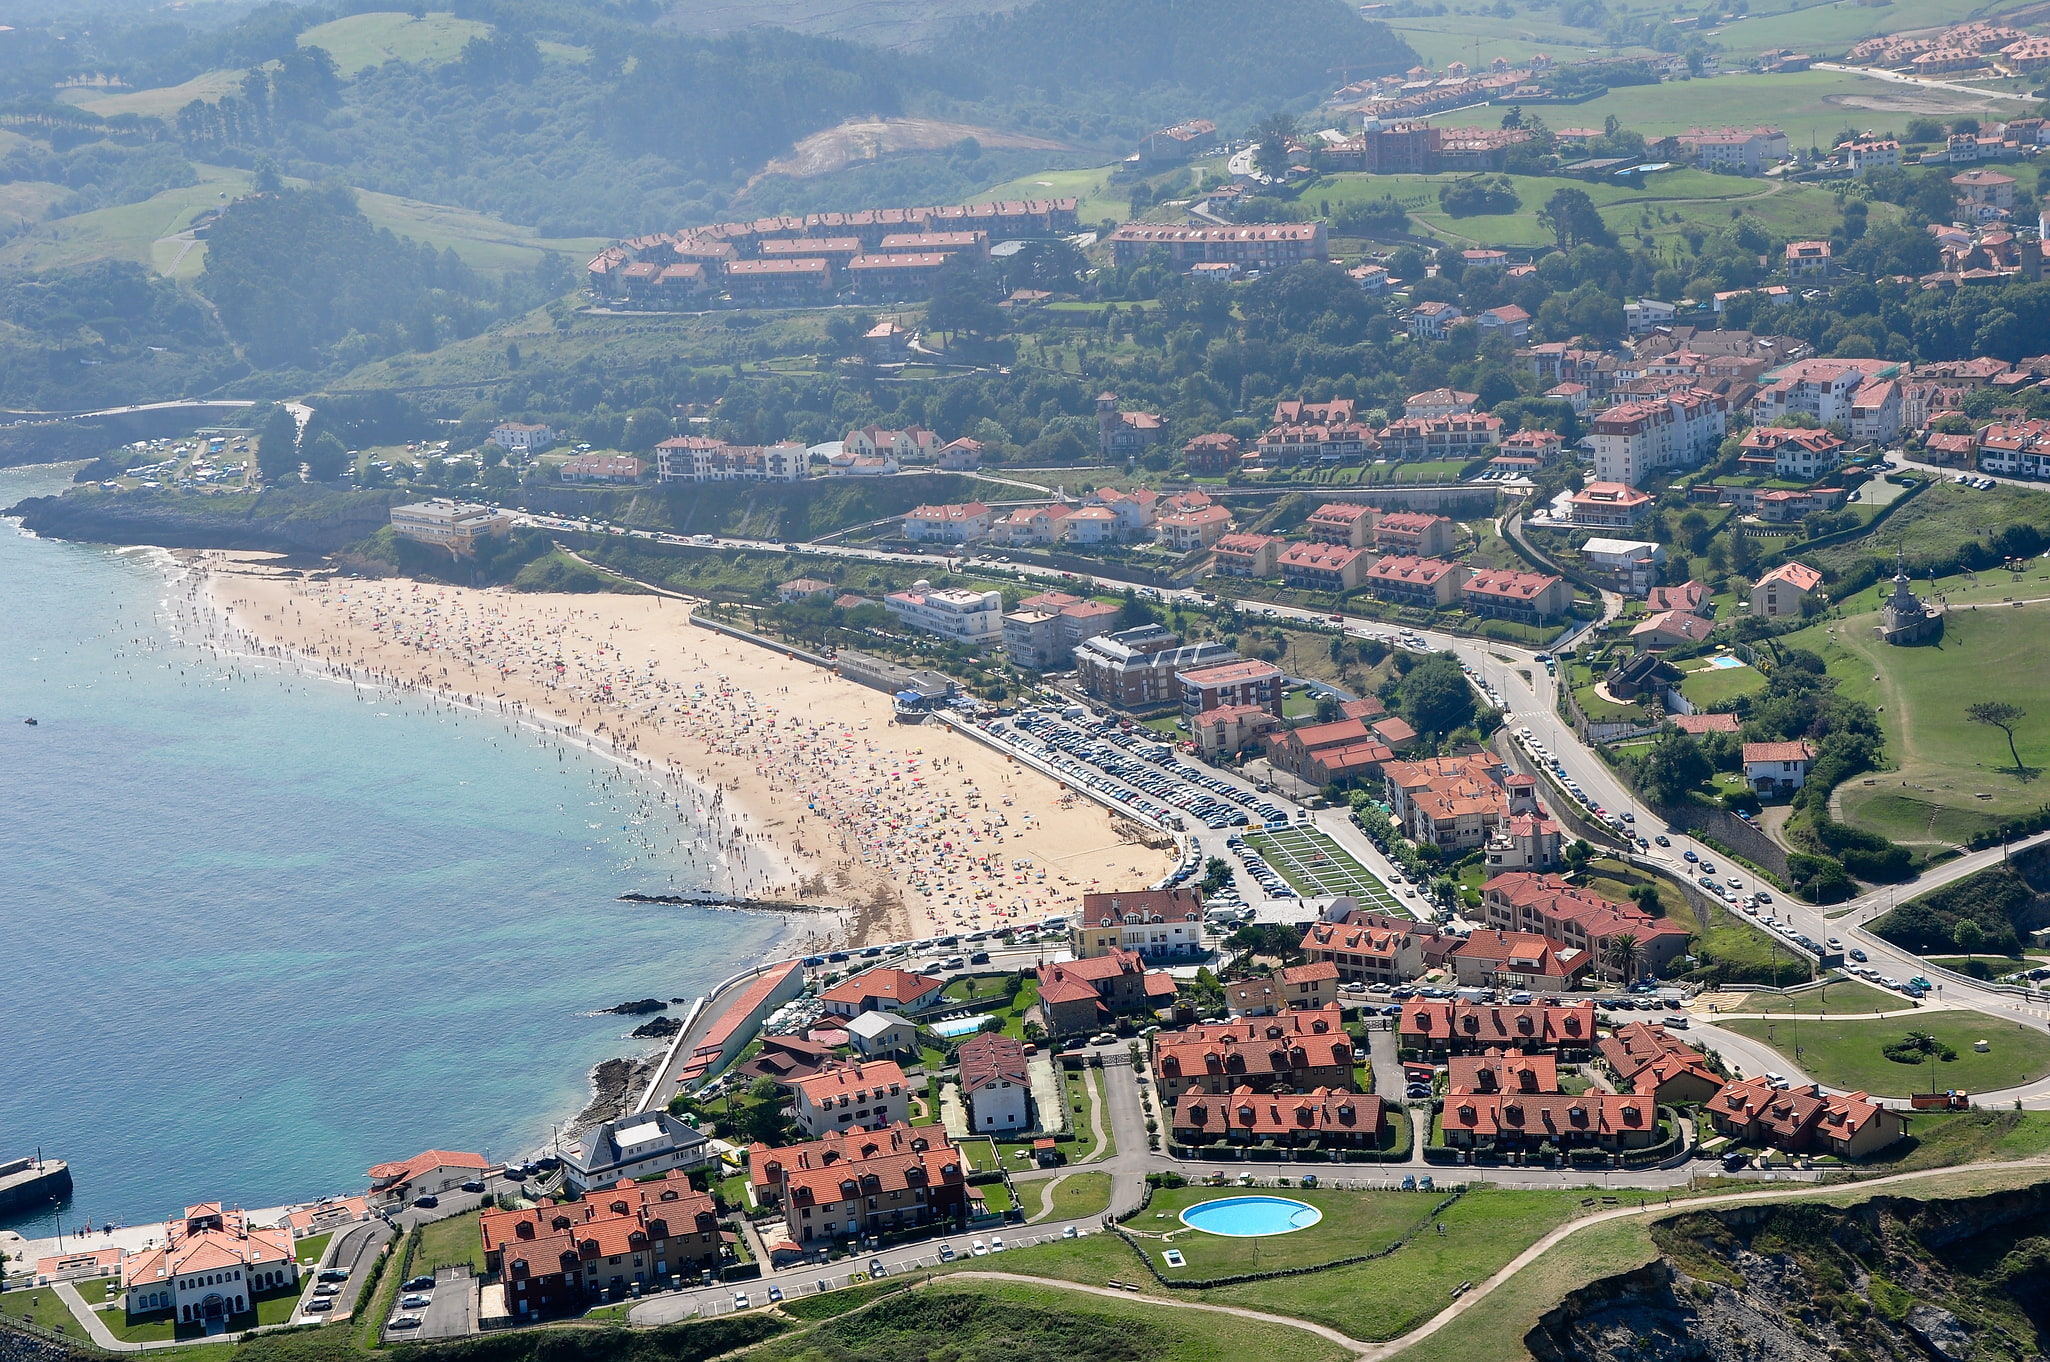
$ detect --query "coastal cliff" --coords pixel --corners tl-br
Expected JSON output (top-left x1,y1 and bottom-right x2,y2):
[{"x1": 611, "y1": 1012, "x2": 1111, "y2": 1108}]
[
  {"x1": 7, "y1": 486, "x2": 401, "y2": 555},
  {"x1": 1525, "y1": 1182, "x2": 2050, "y2": 1362}
]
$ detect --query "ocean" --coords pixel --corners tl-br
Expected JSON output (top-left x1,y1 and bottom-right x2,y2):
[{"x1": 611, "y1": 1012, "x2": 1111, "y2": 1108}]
[{"x1": 0, "y1": 462, "x2": 783, "y2": 1234}]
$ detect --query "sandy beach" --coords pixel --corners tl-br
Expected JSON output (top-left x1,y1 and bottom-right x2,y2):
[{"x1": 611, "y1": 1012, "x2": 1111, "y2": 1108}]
[{"x1": 191, "y1": 556, "x2": 1175, "y2": 946}]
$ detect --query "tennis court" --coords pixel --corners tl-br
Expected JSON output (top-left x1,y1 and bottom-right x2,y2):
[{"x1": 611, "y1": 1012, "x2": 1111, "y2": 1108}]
[{"x1": 1245, "y1": 827, "x2": 1409, "y2": 915}]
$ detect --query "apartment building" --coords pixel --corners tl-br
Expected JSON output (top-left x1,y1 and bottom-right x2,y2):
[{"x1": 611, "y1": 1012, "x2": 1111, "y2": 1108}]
[
  {"x1": 1108, "y1": 222, "x2": 1329, "y2": 271},
  {"x1": 1070, "y1": 888, "x2": 1205, "y2": 960},
  {"x1": 883, "y1": 584, "x2": 1004, "y2": 646},
  {"x1": 1373, "y1": 511, "x2": 1455, "y2": 557},
  {"x1": 1384, "y1": 753, "x2": 1516, "y2": 850},
  {"x1": 1298, "y1": 911, "x2": 1458, "y2": 985},
  {"x1": 654, "y1": 437, "x2": 807, "y2": 483},
  {"x1": 1364, "y1": 555, "x2": 1468, "y2": 609},
  {"x1": 1178, "y1": 658, "x2": 1284, "y2": 719},
  {"x1": 1749, "y1": 560, "x2": 1823, "y2": 618},
  {"x1": 901, "y1": 501, "x2": 992, "y2": 542},
  {"x1": 1305, "y1": 501, "x2": 1379, "y2": 548},
  {"x1": 1479, "y1": 872, "x2": 1692, "y2": 979},
  {"x1": 1279, "y1": 541, "x2": 1370, "y2": 592},
  {"x1": 1210, "y1": 532, "x2": 1285, "y2": 578},
  {"x1": 1376, "y1": 413, "x2": 1502, "y2": 458},
  {"x1": 1000, "y1": 594, "x2": 1119, "y2": 669},
  {"x1": 390, "y1": 501, "x2": 513, "y2": 555},
  {"x1": 1150, "y1": 1006, "x2": 1352, "y2": 1102},
  {"x1": 1073, "y1": 626, "x2": 1236, "y2": 711},
  {"x1": 790, "y1": 1062, "x2": 911, "y2": 1137},
  {"x1": 1462, "y1": 569, "x2": 1569, "y2": 623},
  {"x1": 1589, "y1": 388, "x2": 1727, "y2": 485}
]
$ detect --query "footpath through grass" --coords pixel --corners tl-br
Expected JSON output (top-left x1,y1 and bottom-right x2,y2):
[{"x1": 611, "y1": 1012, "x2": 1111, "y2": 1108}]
[
  {"x1": 964, "y1": 1186, "x2": 1587, "y2": 1343},
  {"x1": 1720, "y1": 1013, "x2": 2050, "y2": 1096},
  {"x1": 1712, "y1": 978, "x2": 1908, "y2": 1015}
]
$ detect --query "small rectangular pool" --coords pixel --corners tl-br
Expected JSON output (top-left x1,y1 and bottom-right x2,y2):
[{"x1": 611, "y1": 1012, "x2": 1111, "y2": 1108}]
[
  {"x1": 928, "y1": 1016, "x2": 987, "y2": 1037},
  {"x1": 1705, "y1": 655, "x2": 1747, "y2": 670}
]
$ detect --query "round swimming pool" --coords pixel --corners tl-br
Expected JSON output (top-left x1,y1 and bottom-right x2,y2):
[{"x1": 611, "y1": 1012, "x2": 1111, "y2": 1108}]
[{"x1": 1179, "y1": 1196, "x2": 1322, "y2": 1237}]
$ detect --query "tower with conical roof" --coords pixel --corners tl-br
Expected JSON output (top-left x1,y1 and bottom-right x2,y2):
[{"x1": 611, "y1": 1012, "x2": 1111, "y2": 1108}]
[{"x1": 1878, "y1": 548, "x2": 1941, "y2": 645}]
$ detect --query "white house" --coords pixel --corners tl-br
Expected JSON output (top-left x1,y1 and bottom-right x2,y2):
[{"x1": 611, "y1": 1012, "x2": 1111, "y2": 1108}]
[
  {"x1": 490, "y1": 422, "x2": 556, "y2": 456},
  {"x1": 1623, "y1": 298, "x2": 1679, "y2": 335},
  {"x1": 1580, "y1": 538, "x2": 1667, "y2": 595},
  {"x1": 957, "y1": 1034, "x2": 1033, "y2": 1134},
  {"x1": 1750, "y1": 561, "x2": 1823, "y2": 618},
  {"x1": 561, "y1": 1111, "x2": 713, "y2": 1193},
  {"x1": 1743, "y1": 740, "x2": 1815, "y2": 795},
  {"x1": 902, "y1": 501, "x2": 993, "y2": 542},
  {"x1": 883, "y1": 583, "x2": 1004, "y2": 646},
  {"x1": 791, "y1": 1061, "x2": 911, "y2": 1137}
]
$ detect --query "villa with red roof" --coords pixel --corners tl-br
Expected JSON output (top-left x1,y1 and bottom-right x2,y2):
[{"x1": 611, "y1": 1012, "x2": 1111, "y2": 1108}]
[
  {"x1": 748, "y1": 1123, "x2": 967, "y2": 1244},
  {"x1": 1479, "y1": 872, "x2": 1692, "y2": 979},
  {"x1": 819, "y1": 967, "x2": 945, "y2": 1019},
  {"x1": 366, "y1": 1149, "x2": 494, "y2": 1207},
  {"x1": 120, "y1": 1204, "x2": 299, "y2": 1327},
  {"x1": 1172, "y1": 1085, "x2": 1386, "y2": 1148},
  {"x1": 1151, "y1": 1006, "x2": 1352, "y2": 1101},
  {"x1": 1034, "y1": 948, "x2": 1179, "y2": 1035},
  {"x1": 481, "y1": 1170, "x2": 722, "y2": 1316}
]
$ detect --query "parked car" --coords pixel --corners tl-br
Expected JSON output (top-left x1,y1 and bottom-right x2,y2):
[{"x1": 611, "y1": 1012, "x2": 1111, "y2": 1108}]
[
  {"x1": 767, "y1": 1286, "x2": 783, "y2": 1303},
  {"x1": 413, "y1": 1195, "x2": 438, "y2": 1209},
  {"x1": 404, "y1": 1276, "x2": 434, "y2": 1292},
  {"x1": 389, "y1": 1316, "x2": 421, "y2": 1330},
  {"x1": 732, "y1": 1292, "x2": 751, "y2": 1310},
  {"x1": 303, "y1": 1298, "x2": 334, "y2": 1313}
]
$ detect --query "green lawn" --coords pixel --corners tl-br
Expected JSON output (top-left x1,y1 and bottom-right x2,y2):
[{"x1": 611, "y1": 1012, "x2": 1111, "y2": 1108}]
[
  {"x1": 1720, "y1": 1014, "x2": 2050, "y2": 1097},
  {"x1": 1017, "y1": 1171, "x2": 1114, "y2": 1223},
  {"x1": 751, "y1": 1279, "x2": 1353, "y2": 1362},
  {"x1": 3, "y1": 1288, "x2": 91, "y2": 1337},
  {"x1": 294, "y1": 1232, "x2": 333, "y2": 1267},
  {"x1": 414, "y1": 1208, "x2": 486, "y2": 1274},
  {"x1": 1781, "y1": 589, "x2": 2050, "y2": 847},
  {"x1": 67, "y1": 1277, "x2": 117, "y2": 1306},
  {"x1": 1548, "y1": 68, "x2": 2024, "y2": 140},
  {"x1": 1139, "y1": 1186, "x2": 1444, "y2": 1278},
  {"x1": 958, "y1": 1136, "x2": 1002, "y2": 1173},
  {"x1": 1844, "y1": 1108, "x2": 2050, "y2": 1177},
  {"x1": 978, "y1": 1188, "x2": 1587, "y2": 1343},
  {"x1": 966, "y1": 164, "x2": 1131, "y2": 227},
  {"x1": 64, "y1": 68, "x2": 247, "y2": 118},
  {"x1": 296, "y1": 11, "x2": 492, "y2": 72},
  {"x1": 1714, "y1": 978, "x2": 1906, "y2": 1015},
  {"x1": 1677, "y1": 659, "x2": 1765, "y2": 710},
  {"x1": 1722, "y1": 0, "x2": 2036, "y2": 55},
  {"x1": 974, "y1": 1180, "x2": 1015, "y2": 1215}
]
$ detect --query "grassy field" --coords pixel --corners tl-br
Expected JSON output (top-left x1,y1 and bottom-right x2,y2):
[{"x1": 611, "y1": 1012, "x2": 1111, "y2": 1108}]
[
  {"x1": 0, "y1": 161, "x2": 605, "y2": 283},
  {"x1": 64, "y1": 68, "x2": 249, "y2": 118},
  {"x1": 968, "y1": 163, "x2": 1130, "y2": 225},
  {"x1": 1780, "y1": 596, "x2": 2050, "y2": 848},
  {"x1": 1320, "y1": 165, "x2": 1864, "y2": 253},
  {"x1": 1384, "y1": 8, "x2": 1620, "y2": 69},
  {"x1": 751, "y1": 1279, "x2": 1354, "y2": 1362},
  {"x1": 1714, "y1": 0, "x2": 2038, "y2": 57},
  {"x1": 1715, "y1": 977, "x2": 1906, "y2": 1015},
  {"x1": 414, "y1": 1208, "x2": 486, "y2": 1274},
  {"x1": 1017, "y1": 1170, "x2": 1114, "y2": 1222},
  {"x1": 1140, "y1": 1186, "x2": 1439, "y2": 1277},
  {"x1": 2, "y1": 1287, "x2": 95, "y2": 1339},
  {"x1": 1849, "y1": 1107, "x2": 2050, "y2": 1176},
  {"x1": 294, "y1": 1232, "x2": 333, "y2": 1266},
  {"x1": 1677, "y1": 657, "x2": 1766, "y2": 711},
  {"x1": 1813, "y1": 482, "x2": 2050, "y2": 577},
  {"x1": 1721, "y1": 1013, "x2": 2050, "y2": 1096},
  {"x1": 297, "y1": 11, "x2": 492, "y2": 72},
  {"x1": 1246, "y1": 827, "x2": 1407, "y2": 913},
  {"x1": 1534, "y1": 69, "x2": 2024, "y2": 144}
]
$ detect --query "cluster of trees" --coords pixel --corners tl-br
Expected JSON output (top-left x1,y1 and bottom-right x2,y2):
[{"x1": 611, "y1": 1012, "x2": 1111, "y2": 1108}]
[
  {"x1": 1871, "y1": 863, "x2": 2037, "y2": 957},
  {"x1": 198, "y1": 184, "x2": 529, "y2": 368},
  {"x1": 1438, "y1": 175, "x2": 1520, "y2": 218}
]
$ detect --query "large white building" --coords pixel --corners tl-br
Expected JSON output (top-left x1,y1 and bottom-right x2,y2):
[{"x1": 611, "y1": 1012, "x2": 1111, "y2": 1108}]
[
  {"x1": 957, "y1": 1034, "x2": 1033, "y2": 1134},
  {"x1": 561, "y1": 1111, "x2": 713, "y2": 1193},
  {"x1": 1589, "y1": 389, "x2": 1727, "y2": 486},
  {"x1": 390, "y1": 500, "x2": 513, "y2": 555},
  {"x1": 1750, "y1": 359, "x2": 1904, "y2": 439},
  {"x1": 120, "y1": 1204, "x2": 298, "y2": 1328},
  {"x1": 654, "y1": 437, "x2": 807, "y2": 483},
  {"x1": 883, "y1": 582, "x2": 1004, "y2": 646}
]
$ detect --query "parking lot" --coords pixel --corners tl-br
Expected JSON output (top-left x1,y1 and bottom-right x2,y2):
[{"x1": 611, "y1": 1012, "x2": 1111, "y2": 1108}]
[
  {"x1": 1244, "y1": 827, "x2": 1405, "y2": 913},
  {"x1": 295, "y1": 1218, "x2": 391, "y2": 1324}
]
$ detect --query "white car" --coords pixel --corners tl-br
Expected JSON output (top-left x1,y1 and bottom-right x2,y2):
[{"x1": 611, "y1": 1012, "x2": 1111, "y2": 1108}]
[
  {"x1": 732, "y1": 1291, "x2": 751, "y2": 1309},
  {"x1": 971, "y1": 1239, "x2": 989, "y2": 1256},
  {"x1": 989, "y1": 1236, "x2": 1006, "y2": 1253}
]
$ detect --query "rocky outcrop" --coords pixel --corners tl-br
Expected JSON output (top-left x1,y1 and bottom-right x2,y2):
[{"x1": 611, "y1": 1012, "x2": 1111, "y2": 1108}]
[
  {"x1": 630, "y1": 1015, "x2": 682, "y2": 1039},
  {"x1": 1525, "y1": 1182, "x2": 2050, "y2": 1362},
  {"x1": 7, "y1": 486, "x2": 399, "y2": 554},
  {"x1": 598, "y1": 998, "x2": 667, "y2": 1016}
]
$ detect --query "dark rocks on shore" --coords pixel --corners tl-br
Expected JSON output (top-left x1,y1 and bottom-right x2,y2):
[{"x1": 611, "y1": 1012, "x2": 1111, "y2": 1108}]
[
  {"x1": 567, "y1": 1055, "x2": 656, "y2": 1134},
  {"x1": 618, "y1": 891, "x2": 829, "y2": 913},
  {"x1": 599, "y1": 998, "x2": 668, "y2": 1016},
  {"x1": 630, "y1": 1015, "x2": 683, "y2": 1039}
]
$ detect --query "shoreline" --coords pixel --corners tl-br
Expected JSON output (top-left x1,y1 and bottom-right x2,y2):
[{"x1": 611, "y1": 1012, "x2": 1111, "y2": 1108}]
[{"x1": 190, "y1": 553, "x2": 1176, "y2": 950}]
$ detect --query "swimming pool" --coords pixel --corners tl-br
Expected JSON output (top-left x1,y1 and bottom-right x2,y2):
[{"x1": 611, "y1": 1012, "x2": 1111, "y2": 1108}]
[
  {"x1": 1705, "y1": 655, "x2": 1747, "y2": 670},
  {"x1": 928, "y1": 1015, "x2": 987, "y2": 1037},
  {"x1": 1179, "y1": 1196, "x2": 1323, "y2": 1237}
]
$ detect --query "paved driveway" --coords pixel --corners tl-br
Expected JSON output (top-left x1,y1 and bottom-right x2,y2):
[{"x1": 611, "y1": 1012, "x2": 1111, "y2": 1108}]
[
  {"x1": 296, "y1": 1218, "x2": 391, "y2": 1324},
  {"x1": 416, "y1": 1267, "x2": 476, "y2": 1341}
]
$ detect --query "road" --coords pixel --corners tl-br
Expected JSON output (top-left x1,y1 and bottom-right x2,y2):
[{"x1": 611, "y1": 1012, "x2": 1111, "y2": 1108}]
[
  {"x1": 1811, "y1": 62, "x2": 2033, "y2": 104},
  {"x1": 293, "y1": 1217, "x2": 391, "y2": 1325},
  {"x1": 496, "y1": 505, "x2": 2050, "y2": 1098}
]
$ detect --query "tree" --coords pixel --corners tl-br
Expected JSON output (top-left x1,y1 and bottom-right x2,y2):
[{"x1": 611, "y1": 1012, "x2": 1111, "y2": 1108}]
[
  {"x1": 1952, "y1": 917, "x2": 1986, "y2": 962},
  {"x1": 1604, "y1": 932, "x2": 1641, "y2": 982},
  {"x1": 1563, "y1": 839, "x2": 1593, "y2": 872},
  {"x1": 623, "y1": 407, "x2": 673, "y2": 453},
  {"x1": 1117, "y1": 587, "x2": 1159, "y2": 628},
  {"x1": 1253, "y1": 112, "x2": 1297, "y2": 178},
  {"x1": 255, "y1": 406, "x2": 299, "y2": 482},
  {"x1": 1631, "y1": 883, "x2": 1664, "y2": 919},
  {"x1": 1400, "y1": 651, "x2": 1476, "y2": 736},
  {"x1": 1638, "y1": 730, "x2": 1712, "y2": 805},
  {"x1": 1967, "y1": 700, "x2": 2029, "y2": 773},
  {"x1": 302, "y1": 429, "x2": 350, "y2": 481},
  {"x1": 1537, "y1": 187, "x2": 1615, "y2": 250},
  {"x1": 926, "y1": 258, "x2": 1002, "y2": 339}
]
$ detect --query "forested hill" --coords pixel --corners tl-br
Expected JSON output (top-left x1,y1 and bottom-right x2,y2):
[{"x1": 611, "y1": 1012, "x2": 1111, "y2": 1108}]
[
  {"x1": 931, "y1": 0, "x2": 1417, "y2": 138},
  {"x1": 0, "y1": 0, "x2": 1411, "y2": 239}
]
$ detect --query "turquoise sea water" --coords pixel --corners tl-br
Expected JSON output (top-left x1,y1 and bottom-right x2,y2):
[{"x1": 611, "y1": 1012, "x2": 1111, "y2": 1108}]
[{"x1": 0, "y1": 463, "x2": 783, "y2": 1232}]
